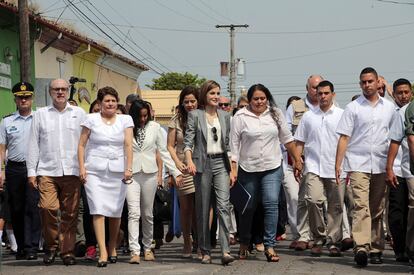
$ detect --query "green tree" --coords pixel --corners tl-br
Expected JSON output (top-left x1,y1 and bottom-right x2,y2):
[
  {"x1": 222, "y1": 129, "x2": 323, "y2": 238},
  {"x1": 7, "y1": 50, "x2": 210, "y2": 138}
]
[{"x1": 146, "y1": 72, "x2": 206, "y2": 90}]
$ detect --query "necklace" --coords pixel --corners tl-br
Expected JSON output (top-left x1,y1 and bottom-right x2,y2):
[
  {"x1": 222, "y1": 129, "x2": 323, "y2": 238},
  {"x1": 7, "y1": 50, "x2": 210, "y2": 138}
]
[{"x1": 101, "y1": 113, "x2": 115, "y2": 125}]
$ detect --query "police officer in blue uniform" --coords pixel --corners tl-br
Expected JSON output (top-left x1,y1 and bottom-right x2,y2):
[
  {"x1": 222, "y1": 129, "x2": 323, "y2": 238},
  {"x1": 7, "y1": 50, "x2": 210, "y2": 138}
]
[{"x1": 0, "y1": 82, "x2": 41, "y2": 260}]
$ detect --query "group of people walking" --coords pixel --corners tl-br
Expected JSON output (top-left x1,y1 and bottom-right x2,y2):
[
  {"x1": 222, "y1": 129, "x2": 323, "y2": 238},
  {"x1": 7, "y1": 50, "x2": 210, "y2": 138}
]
[{"x1": 0, "y1": 66, "x2": 413, "y2": 269}]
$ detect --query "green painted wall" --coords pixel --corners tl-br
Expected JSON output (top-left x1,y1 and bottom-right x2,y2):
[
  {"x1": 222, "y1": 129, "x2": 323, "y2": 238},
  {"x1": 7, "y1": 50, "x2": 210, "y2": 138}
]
[{"x1": 0, "y1": 9, "x2": 35, "y2": 118}]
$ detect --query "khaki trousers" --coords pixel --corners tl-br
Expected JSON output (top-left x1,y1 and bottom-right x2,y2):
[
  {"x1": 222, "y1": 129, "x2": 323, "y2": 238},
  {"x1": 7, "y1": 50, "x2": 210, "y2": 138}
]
[
  {"x1": 38, "y1": 176, "x2": 81, "y2": 256},
  {"x1": 297, "y1": 175, "x2": 311, "y2": 242},
  {"x1": 305, "y1": 173, "x2": 345, "y2": 246},
  {"x1": 349, "y1": 172, "x2": 387, "y2": 253},
  {"x1": 407, "y1": 177, "x2": 414, "y2": 255}
]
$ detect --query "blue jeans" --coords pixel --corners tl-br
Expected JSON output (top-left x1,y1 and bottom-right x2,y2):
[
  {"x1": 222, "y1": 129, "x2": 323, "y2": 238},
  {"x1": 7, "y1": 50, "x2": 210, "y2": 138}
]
[{"x1": 238, "y1": 166, "x2": 283, "y2": 249}]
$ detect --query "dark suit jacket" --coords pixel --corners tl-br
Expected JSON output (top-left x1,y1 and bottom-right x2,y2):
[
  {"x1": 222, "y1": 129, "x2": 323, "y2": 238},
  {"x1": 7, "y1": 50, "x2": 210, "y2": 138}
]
[{"x1": 183, "y1": 109, "x2": 231, "y2": 173}]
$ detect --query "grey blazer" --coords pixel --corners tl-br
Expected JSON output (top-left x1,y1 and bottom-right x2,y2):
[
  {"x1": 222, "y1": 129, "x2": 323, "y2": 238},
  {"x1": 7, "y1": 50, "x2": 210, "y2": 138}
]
[{"x1": 183, "y1": 109, "x2": 231, "y2": 173}]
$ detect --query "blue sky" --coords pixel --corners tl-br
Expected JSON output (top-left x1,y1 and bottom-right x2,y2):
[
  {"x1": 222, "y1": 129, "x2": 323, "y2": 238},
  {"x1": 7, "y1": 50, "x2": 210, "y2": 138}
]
[{"x1": 34, "y1": 0, "x2": 414, "y2": 109}]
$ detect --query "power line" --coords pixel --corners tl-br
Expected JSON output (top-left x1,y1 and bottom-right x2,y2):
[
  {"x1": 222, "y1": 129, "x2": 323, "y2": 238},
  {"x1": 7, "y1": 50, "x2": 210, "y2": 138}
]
[
  {"x1": 153, "y1": 0, "x2": 211, "y2": 27},
  {"x1": 82, "y1": 0, "x2": 171, "y2": 73},
  {"x1": 376, "y1": 0, "x2": 414, "y2": 5},
  {"x1": 100, "y1": 0, "x2": 191, "y2": 72},
  {"x1": 198, "y1": 0, "x2": 238, "y2": 24},
  {"x1": 64, "y1": 0, "x2": 164, "y2": 74},
  {"x1": 247, "y1": 29, "x2": 414, "y2": 64},
  {"x1": 40, "y1": 16, "x2": 414, "y2": 35},
  {"x1": 185, "y1": 0, "x2": 224, "y2": 24},
  {"x1": 38, "y1": 0, "x2": 88, "y2": 14}
]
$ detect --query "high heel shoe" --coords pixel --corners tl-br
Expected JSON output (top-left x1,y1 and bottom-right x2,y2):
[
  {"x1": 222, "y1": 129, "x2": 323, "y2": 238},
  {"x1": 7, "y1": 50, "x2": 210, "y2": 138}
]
[
  {"x1": 97, "y1": 260, "x2": 107, "y2": 267},
  {"x1": 221, "y1": 254, "x2": 235, "y2": 266},
  {"x1": 264, "y1": 249, "x2": 280, "y2": 262},
  {"x1": 108, "y1": 256, "x2": 118, "y2": 263}
]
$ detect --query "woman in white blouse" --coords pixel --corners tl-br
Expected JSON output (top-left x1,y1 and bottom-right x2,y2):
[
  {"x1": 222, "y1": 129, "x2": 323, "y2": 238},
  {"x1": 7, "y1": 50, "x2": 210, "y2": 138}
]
[
  {"x1": 230, "y1": 84, "x2": 302, "y2": 262},
  {"x1": 127, "y1": 100, "x2": 182, "y2": 264}
]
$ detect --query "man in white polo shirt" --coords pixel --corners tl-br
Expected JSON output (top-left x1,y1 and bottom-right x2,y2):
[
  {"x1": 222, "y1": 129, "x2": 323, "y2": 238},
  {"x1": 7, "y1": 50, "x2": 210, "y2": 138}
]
[
  {"x1": 295, "y1": 80, "x2": 345, "y2": 257},
  {"x1": 335, "y1": 67, "x2": 395, "y2": 267}
]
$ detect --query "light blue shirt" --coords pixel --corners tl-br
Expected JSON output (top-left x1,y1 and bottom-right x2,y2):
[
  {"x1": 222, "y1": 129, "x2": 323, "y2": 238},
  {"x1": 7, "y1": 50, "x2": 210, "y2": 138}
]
[{"x1": 0, "y1": 111, "x2": 33, "y2": 162}]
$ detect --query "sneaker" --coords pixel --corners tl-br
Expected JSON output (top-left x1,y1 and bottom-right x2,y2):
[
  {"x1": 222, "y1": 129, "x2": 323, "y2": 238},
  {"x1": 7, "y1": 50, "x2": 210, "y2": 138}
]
[
  {"x1": 84, "y1": 245, "x2": 97, "y2": 261},
  {"x1": 144, "y1": 250, "x2": 155, "y2": 261}
]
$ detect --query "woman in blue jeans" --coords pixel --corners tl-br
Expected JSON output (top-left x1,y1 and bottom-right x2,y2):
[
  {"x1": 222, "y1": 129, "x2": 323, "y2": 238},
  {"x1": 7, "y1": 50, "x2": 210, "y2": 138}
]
[{"x1": 230, "y1": 84, "x2": 302, "y2": 262}]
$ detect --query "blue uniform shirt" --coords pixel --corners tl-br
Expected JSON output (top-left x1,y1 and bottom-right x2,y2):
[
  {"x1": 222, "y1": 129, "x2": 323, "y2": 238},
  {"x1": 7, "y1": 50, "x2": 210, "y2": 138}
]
[{"x1": 0, "y1": 111, "x2": 33, "y2": 162}]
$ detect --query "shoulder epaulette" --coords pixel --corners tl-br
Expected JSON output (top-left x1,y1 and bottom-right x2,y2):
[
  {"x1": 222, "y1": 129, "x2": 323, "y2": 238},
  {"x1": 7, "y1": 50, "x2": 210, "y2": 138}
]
[{"x1": 2, "y1": 113, "x2": 13, "y2": 119}]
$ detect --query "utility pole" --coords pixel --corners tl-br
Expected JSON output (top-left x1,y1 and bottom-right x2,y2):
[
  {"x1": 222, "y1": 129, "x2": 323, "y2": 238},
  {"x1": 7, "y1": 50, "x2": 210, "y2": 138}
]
[
  {"x1": 19, "y1": 0, "x2": 31, "y2": 82},
  {"x1": 216, "y1": 24, "x2": 248, "y2": 106}
]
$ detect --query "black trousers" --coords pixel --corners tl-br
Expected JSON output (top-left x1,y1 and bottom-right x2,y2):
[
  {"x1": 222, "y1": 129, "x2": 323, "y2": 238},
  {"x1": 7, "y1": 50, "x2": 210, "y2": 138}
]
[
  {"x1": 5, "y1": 161, "x2": 41, "y2": 253},
  {"x1": 388, "y1": 176, "x2": 409, "y2": 255}
]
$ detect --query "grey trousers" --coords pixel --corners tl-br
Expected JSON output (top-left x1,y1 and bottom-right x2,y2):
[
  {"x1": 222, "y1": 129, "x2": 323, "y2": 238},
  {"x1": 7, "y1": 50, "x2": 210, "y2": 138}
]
[{"x1": 194, "y1": 156, "x2": 231, "y2": 255}]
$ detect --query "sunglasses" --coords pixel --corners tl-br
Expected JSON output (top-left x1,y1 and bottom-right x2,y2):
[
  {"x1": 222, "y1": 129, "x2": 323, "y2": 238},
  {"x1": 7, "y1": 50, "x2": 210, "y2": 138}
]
[
  {"x1": 211, "y1": 127, "x2": 218, "y2": 142},
  {"x1": 218, "y1": 103, "x2": 230, "y2": 107}
]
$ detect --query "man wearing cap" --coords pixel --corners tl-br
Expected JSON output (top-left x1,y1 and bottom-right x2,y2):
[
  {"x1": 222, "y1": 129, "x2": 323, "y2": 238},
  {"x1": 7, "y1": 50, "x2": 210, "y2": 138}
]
[
  {"x1": 27, "y1": 78, "x2": 86, "y2": 266},
  {"x1": 0, "y1": 82, "x2": 41, "y2": 260}
]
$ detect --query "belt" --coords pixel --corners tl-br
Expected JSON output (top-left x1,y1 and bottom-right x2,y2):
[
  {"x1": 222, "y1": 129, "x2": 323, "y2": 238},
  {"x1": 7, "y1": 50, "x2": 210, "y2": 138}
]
[
  {"x1": 207, "y1": 153, "x2": 224, "y2": 159},
  {"x1": 7, "y1": 160, "x2": 26, "y2": 166}
]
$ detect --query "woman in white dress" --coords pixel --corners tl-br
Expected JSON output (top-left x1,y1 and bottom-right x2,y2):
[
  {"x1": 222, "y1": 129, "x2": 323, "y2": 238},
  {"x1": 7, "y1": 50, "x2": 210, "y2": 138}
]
[
  {"x1": 78, "y1": 87, "x2": 133, "y2": 267},
  {"x1": 127, "y1": 99, "x2": 182, "y2": 264}
]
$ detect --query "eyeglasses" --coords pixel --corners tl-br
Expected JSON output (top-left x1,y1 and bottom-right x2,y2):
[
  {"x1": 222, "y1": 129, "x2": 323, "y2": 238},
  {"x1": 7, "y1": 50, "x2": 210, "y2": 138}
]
[
  {"x1": 218, "y1": 103, "x2": 230, "y2": 107},
  {"x1": 51, "y1": 87, "x2": 68, "y2": 92},
  {"x1": 211, "y1": 127, "x2": 218, "y2": 142}
]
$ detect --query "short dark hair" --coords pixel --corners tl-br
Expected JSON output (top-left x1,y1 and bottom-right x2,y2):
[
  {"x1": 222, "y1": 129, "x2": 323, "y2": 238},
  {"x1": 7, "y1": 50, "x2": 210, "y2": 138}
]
[
  {"x1": 360, "y1": 67, "x2": 378, "y2": 79},
  {"x1": 317, "y1": 80, "x2": 334, "y2": 92},
  {"x1": 117, "y1": 104, "x2": 127, "y2": 114},
  {"x1": 89, "y1": 99, "x2": 100, "y2": 113},
  {"x1": 97, "y1": 86, "x2": 119, "y2": 102},
  {"x1": 126, "y1": 93, "x2": 139, "y2": 104},
  {"x1": 393, "y1": 78, "x2": 412, "y2": 91}
]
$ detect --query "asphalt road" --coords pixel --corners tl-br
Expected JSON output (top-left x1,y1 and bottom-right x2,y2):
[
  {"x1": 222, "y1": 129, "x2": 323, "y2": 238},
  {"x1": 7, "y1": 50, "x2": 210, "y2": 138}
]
[{"x1": 0, "y1": 233, "x2": 412, "y2": 275}]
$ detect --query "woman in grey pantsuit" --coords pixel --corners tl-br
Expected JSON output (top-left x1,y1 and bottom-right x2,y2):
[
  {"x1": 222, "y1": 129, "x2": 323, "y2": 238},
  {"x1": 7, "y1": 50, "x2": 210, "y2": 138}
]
[{"x1": 184, "y1": 80, "x2": 235, "y2": 265}]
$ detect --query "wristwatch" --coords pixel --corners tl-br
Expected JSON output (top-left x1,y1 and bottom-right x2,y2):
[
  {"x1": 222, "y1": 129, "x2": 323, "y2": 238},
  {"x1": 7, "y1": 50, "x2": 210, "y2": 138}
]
[{"x1": 126, "y1": 168, "x2": 133, "y2": 172}]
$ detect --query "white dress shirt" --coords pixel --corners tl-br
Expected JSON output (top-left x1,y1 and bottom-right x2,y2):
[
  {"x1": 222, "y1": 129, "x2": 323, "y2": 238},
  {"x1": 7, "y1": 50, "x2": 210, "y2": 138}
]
[
  {"x1": 231, "y1": 107, "x2": 293, "y2": 173},
  {"x1": 27, "y1": 103, "x2": 86, "y2": 177},
  {"x1": 336, "y1": 95, "x2": 395, "y2": 174},
  {"x1": 295, "y1": 105, "x2": 344, "y2": 178},
  {"x1": 389, "y1": 104, "x2": 413, "y2": 179},
  {"x1": 132, "y1": 121, "x2": 181, "y2": 178}
]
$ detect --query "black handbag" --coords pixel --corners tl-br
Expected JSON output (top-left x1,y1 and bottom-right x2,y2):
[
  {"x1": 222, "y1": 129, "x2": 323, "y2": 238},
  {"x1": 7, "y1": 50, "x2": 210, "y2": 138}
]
[{"x1": 153, "y1": 187, "x2": 171, "y2": 222}]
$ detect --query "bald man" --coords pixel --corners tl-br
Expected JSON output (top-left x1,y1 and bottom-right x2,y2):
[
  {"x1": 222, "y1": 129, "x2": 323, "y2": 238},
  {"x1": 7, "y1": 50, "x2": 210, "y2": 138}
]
[{"x1": 285, "y1": 75, "x2": 323, "y2": 251}]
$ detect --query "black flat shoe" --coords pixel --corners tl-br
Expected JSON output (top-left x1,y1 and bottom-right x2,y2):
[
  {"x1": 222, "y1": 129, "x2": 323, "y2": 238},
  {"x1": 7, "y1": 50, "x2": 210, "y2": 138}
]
[
  {"x1": 26, "y1": 252, "x2": 38, "y2": 260},
  {"x1": 43, "y1": 250, "x2": 57, "y2": 265},
  {"x1": 370, "y1": 252, "x2": 383, "y2": 264},
  {"x1": 354, "y1": 250, "x2": 368, "y2": 267},
  {"x1": 108, "y1": 256, "x2": 118, "y2": 263},
  {"x1": 62, "y1": 255, "x2": 76, "y2": 266},
  {"x1": 97, "y1": 261, "x2": 107, "y2": 268}
]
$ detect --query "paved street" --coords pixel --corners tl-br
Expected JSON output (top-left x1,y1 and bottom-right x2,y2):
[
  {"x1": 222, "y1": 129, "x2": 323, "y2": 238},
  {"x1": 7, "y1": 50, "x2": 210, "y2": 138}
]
[{"x1": 0, "y1": 233, "x2": 412, "y2": 275}]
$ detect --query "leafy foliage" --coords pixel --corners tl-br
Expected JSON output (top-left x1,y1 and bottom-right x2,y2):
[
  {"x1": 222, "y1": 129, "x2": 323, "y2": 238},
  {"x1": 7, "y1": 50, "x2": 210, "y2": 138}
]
[{"x1": 146, "y1": 72, "x2": 206, "y2": 90}]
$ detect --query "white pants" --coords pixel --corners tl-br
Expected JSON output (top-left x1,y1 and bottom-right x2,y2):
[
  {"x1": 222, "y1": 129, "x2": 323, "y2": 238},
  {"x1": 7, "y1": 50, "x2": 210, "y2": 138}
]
[
  {"x1": 127, "y1": 172, "x2": 158, "y2": 255},
  {"x1": 282, "y1": 166, "x2": 300, "y2": 240}
]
